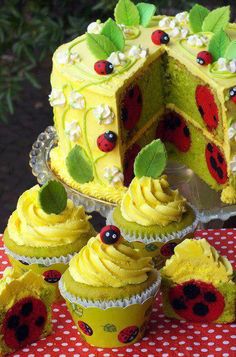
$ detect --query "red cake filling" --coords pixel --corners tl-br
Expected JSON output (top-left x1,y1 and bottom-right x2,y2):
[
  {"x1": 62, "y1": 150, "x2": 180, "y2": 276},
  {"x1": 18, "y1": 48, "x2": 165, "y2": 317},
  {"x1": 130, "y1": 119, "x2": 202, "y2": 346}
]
[
  {"x1": 205, "y1": 143, "x2": 228, "y2": 184},
  {"x1": 121, "y1": 84, "x2": 142, "y2": 130},
  {"x1": 196, "y1": 85, "x2": 219, "y2": 131}
]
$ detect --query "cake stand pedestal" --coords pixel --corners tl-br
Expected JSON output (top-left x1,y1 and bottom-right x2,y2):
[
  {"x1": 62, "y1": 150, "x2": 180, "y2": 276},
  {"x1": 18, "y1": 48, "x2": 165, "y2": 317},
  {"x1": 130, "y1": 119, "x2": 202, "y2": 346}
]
[{"x1": 30, "y1": 127, "x2": 236, "y2": 226}]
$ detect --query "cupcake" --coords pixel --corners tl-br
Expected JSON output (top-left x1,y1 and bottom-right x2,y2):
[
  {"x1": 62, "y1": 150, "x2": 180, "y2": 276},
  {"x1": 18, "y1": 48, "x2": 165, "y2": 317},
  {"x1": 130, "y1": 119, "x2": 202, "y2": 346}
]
[
  {"x1": 161, "y1": 238, "x2": 236, "y2": 323},
  {"x1": 0, "y1": 268, "x2": 54, "y2": 356},
  {"x1": 3, "y1": 180, "x2": 96, "y2": 301},
  {"x1": 108, "y1": 140, "x2": 198, "y2": 268},
  {"x1": 59, "y1": 225, "x2": 161, "y2": 348}
]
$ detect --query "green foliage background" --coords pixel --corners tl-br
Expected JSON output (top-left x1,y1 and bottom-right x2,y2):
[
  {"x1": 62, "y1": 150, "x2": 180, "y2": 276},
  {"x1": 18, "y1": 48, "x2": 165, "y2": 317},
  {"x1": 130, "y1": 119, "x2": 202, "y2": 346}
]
[{"x1": 0, "y1": 0, "x2": 234, "y2": 122}]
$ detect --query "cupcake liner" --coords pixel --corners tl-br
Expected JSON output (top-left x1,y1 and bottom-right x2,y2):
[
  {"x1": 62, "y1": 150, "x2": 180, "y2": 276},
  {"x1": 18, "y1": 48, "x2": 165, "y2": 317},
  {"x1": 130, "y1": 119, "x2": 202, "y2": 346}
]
[
  {"x1": 107, "y1": 204, "x2": 199, "y2": 244},
  {"x1": 59, "y1": 273, "x2": 161, "y2": 309},
  {"x1": 4, "y1": 246, "x2": 76, "y2": 267}
]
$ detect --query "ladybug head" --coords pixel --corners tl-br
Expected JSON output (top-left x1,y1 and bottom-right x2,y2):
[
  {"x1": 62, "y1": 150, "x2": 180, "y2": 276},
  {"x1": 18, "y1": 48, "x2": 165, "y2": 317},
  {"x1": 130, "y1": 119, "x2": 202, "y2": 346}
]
[
  {"x1": 104, "y1": 131, "x2": 117, "y2": 143},
  {"x1": 229, "y1": 87, "x2": 236, "y2": 103},
  {"x1": 100, "y1": 225, "x2": 121, "y2": 245}
]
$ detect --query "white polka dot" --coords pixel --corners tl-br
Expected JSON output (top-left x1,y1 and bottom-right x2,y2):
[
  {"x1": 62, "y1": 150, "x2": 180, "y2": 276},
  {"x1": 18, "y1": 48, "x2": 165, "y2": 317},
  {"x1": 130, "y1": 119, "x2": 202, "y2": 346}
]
[
  {"x1": 208, "y1": 329, "x2": 215, "y2": 333},
  {"x1": 156, "y1": 349, "x2": 163, "y2": 353},
  {"x1": 187, "y1": 325, "x2": 194, "y2": 329},
  {"x1": 156, "y1": 336, "x2": 163, "y2": 340},
  {"x1": 59, "y1": 314, "x2": 66, "y2": 318},
  {"x1": 216, "y1": 335, "x2": 222, "y2": 339},
  {"x1": 55, "y1": 337, "x2": 62, "y2": 340},
  {"x1": 231, "y1": 347, "x2": 236, "y2": 351},
  {"x1": 59, "y1": 355, "x2": 66, "y2": 357},
  {"x1": 215, "y1": 348, "x2": 222, "y2": 351},
  {"x1": 44, "y1": 355, "x2": 51, "y2": 357},
  {"x1": 223, "y1": 354, "x2": 229, "y2": 357},
  {"x1": 126, "y1": 349, "x2": 133, "y2": 352},
  {"x1": 28, "y1": 354, "x2": 35, "y2": 357},
  {"x1": 22, "y1": 349, "x2": 29, "y2": 352},
  {"x1": 37, "y1": 349, "x2": 44, "y2": 352},
  {"x1": 186, "y1": 347, "x2": 192, "y2": 351},
  {"x1": 61, "y1": 343, "x2": 68, "y2": 346},
  {"x1": 231, "y1": 335, "x2": 236, "y2": 338},
  {"x1": 201, "y1": 349, "x2": 208, "y2": 352},
  {"x1": 82, "y1": 348, "x2": 89, "y2": 352},
  {"x1": 163, "y1": 330, "x2": 170, "y2": 334},
  {"x1": 133, "y1": 354, "x2": 140, "y2": 357},
  {"x1": 171, "y1": 336, "x2": 177, "y2": 340},
  {"x1": 157, "y1": 324, "x2": 164, "y2": 328},
  {"x1": 162, "y1": 354, "x2": 169, "y2": 357},
  {"x1": 223, "y1": 341, "x2": 229, "y2": 344},
  {"x1": 179, "y1": 341, "x2": 185, "y2": 345},
  {"x1": 178, "y1": 353, "x2": 184, "y2": 357},
  {"x1": 194, "y1": 330, "x2": 201, "y2": 334},
  {"x1": 63, "y1": 330, "x2": 70, "y2": 334},
  {"x1": 53, "y1": 348, "x2": 60, "y2": 352},
  {"x1": 194, "y1": 342, "x2": 200, "y2": 346},
  {"x1": 68, "y1": 348, "x2": 75, "y2": 352},
  {"x1": 201, "y1": 337, "x2": 208, "y2": 340},
  {"x1": 193, "y1": 354, "x2": 200, "y2": 357},
  {"x1": 53, "y1": 308, "x2": 59, "y2": 312},
  {"x1": 180, "y1": 329, "x2": 186, "y2": 333},
  {"x1": 163, "y1": 342, "x2": 169, "y2": 346},
  {"x1": 187, "y1": 336, "x2": 193, "y2": 339},
  {"x1": 57, "y1": 325, "x2": 64, "y2": 329},
  {"x1": 89, "y1": 354, "x2": 95, "y2": 357},
  {"x1": 65, "y1": 319, "x2": 72, "y2": 323},
  {"x1": 149, "y1": 342, "x2": 155, "y2": 346},
  {"x1": 208, "y1": 342, "x2": 214, "y2": 346}
]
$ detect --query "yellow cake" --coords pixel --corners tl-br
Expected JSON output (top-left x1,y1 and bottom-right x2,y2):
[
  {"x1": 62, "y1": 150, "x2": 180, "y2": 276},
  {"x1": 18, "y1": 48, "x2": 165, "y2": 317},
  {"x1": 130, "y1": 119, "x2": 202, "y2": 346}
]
[{"x1": 48, "y1": 0, "x2": 236, "y2": 204}]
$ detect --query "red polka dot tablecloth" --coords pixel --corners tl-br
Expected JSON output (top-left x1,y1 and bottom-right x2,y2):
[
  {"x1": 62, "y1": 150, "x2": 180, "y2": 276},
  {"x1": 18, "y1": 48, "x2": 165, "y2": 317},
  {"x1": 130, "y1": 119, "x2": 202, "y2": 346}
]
[{"x1": 0, "y1": 229, "x2": 235, "y2": 357}]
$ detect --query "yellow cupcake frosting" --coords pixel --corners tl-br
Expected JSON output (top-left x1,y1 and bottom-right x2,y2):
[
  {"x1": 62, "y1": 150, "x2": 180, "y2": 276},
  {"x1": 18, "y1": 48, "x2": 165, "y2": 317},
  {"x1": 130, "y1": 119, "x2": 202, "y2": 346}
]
[
  {"x1": 162, "y1": 238, "x2": 233, "y2": 285},
  {"x1": 121, "y1": 175, "x2": 186, "y2": 227},
  {"x1": 69, "y1": 234, "x2": 153, "y2": 288},
  {"x1": 7, "y1": 185, "x2": 91, "y2": 247}
]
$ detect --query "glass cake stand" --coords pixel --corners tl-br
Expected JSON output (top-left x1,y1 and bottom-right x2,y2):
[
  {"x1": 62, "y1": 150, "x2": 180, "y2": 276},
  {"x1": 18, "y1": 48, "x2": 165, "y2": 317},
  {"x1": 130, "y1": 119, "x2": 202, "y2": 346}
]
[{"x1": 29, "y1": 126, "x2": 236, "y2": 225}]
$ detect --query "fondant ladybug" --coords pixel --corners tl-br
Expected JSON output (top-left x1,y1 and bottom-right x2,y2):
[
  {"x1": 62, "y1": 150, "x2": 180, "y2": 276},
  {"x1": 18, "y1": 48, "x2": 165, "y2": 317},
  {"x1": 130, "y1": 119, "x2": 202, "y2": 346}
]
[
  {"x1": 118, "y1": 326, "x2": 139, "y2": 344},
  {"x1": 94, "y1": 60, "x2": 114, "y2": 75},
  {"x1": 196, "y1": 85, "x2": 219, "y2": 131},
  {"x1": 2, "y1": 297, "x2": 47, "y2": 349},
  {"x1": 151, "y1": 30, "x2": 170, "y2": 45},
  {"x1": 196, "y1": 51, "x2": 213, "y2": 66},
  {"x1": 97, "y1": 131, "x2": 117, "y2": 152},
  {"x1": 43, "y1": 270, "x2": 61, "y2": 283},
  {"x1": 170, "y1": 280, "x2": 225, "y2": 322},
  {"x1": 78, "y1": 321, "x2": 93, "y2": 336},
  {"x1": 100, "y1": 225, "x2": 121, "y2": 245},
  {"x1": 156, "y1": 112, "x2": 191, "y2": 152},
  {"x1": 229, "y1": 87, "x2": 236, "y2": 104},
  {"x1": 121, "y1": 85, "x2": 142, "y2": 130},
  {"x1": 205, "y1": 143, "x2": 228, "y2": 184}
]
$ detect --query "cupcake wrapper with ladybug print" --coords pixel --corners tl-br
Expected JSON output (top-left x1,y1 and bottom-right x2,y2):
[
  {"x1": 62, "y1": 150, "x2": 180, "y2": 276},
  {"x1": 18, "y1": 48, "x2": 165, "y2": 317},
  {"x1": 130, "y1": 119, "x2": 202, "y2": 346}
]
[
  {"x1": 161, "y1": 277, "x2": 236, "y2": 324},
  {"x1": 58, "y1": 275, "x2": 161, "y2": 348}
]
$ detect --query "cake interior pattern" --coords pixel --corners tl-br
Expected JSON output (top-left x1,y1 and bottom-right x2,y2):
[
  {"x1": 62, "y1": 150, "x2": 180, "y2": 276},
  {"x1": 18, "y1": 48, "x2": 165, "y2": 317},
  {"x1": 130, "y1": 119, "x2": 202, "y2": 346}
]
[{"x1": 48, "y1": 0, "x2": 236, "y2": 205}]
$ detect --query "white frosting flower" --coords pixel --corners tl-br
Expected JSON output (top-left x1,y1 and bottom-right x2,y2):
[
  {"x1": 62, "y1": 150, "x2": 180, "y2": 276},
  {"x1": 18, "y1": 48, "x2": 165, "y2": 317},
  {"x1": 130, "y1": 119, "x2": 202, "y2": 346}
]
[
  {"x1": 87, "y1": 21, "x2": 102, "y2": 34},
  {"x1": 187, "y1": 34, "x2": 208, "y2": 47},
  {"x1": 118, "y1": 24, "x2": 134, "y2": 35},
  {"x1": 49, "y1": 89, "x2": 66, "y2": 107},
  {"x1": 65, "y1": 120, "x2": 81, "y2": 142},
  {"x1": 180, "y1": 28, "x2": 189, "y2": 39},
  {"x1": 217, "y1": 58, "x2": 229, "y2": 72},
  {"x1": 169, "y1": 19, "x2": 177, "y2": 29},
  {"x1": 175, "y1": 11, "x2": 189, "y2": 24},
  {"x1": 93, "y1": 104, "x2": 114, "y2": 125},
  {"x1": 107, "y1": 51, "x2": 127, "y2": 67},
  {"x1": 169, "y1": 27, "x2": 180, "y2": 38},
  {"x1": 228, "y1": 122, "x2": 236, "y2": 141},
  {"x1": 104, "y1": 166, "x2": 124, "y2": 185},
  {"x1": 128, "y1": 45, "x2": 148, "y2": 59},
  {"x1": 229, "y1": 59, "x2": 236, "y2": 73},
  {"x1": 56, "y1": 50, "x2": 80, "y2": 65},
  {"x1": 230, "y1": 156, "x2": 236, "y2": 173},
  {"x1": 159, "y1": 17, "x2": 171, "y2": 28},
  {"x1": 69, "y1": 91, "x2": 85, "y2": 110}
]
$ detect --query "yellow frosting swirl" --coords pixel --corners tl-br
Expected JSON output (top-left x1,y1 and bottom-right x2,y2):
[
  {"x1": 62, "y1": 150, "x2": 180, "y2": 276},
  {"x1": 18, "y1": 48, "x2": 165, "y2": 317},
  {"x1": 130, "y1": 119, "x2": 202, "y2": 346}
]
[
  {"x1": 7, "y1": 185, "x2": 91, "y2": 247},
  {"x1": 69, "y1": 235, "x2": 153, "y2": 287},
  {"x1": 121, "y1": 175, "x2": 186, "y2": 226},
  {"x1": 162, "y1": 239, "x2": 233, "y2": 285}
]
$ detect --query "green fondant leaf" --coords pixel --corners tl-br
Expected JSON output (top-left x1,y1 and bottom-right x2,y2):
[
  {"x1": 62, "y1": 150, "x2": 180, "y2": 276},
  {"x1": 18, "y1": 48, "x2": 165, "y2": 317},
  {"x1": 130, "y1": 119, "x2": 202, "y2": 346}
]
[
  {"x1": 208, "y1": 29, "x2": 231, "y2": 61},
  {"x1": 39, "y1": 180, "x2": 67, "y2": 215},
  {"x1": 114, "y1": 0, "x2": 140, "y2": 26},
  {"x1": 86, "y1": 33, "x2": 118, "y2": 59},
  {"x1": 136, "y1": 3, "x2": 156, "y2": 27},
  {"x1": 224, "y1": 40, "x2": 236, "y2": 60},
  {"x1": 189, "y1": 4, "x2": 210, "y2": 33},
  {"x1": 101, "y1": 18, "x2": 125, "y2": 51},
  {"x1": 202, "y1": 6, "x2": 230, "y2": 34},
  {"x1": 66, "y1": 145, "x2": 94, "y2": 184},
  {"x1": 134, "y1": 139, "x2": 167, "y2": 179}
]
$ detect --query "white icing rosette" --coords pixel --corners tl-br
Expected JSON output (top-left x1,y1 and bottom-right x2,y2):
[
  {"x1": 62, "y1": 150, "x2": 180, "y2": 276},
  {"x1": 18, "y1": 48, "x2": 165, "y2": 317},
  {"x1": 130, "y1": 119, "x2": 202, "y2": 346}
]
[
  {"x1": 104, "y1": 166, "x2": 124, "y2": 185},
  {"x1": 187, "y1": 34, "x2": 209, "y2": 47},
  {"x1": 128, "y1": 45, "x2": 148, "y2": 59},
  {"x1": 217, "y1": 58, "x2": 236, "y2": 73},
  {"x1": 87, "y1": 21, "x2": 102, "y2": 34},
  {"x1": 48, "y1": 88, "x2": 66, "y2": 107},
  {"x1": 69, "y1": 91, "x2": 85, "y2": 109},
  {"x1": 93, "y1": 104, "x2": 115, "y2": 125},
  {"x1": 56, "y1": 50, "x2": 80, "y2": 65},
  {"x1": 228, "y1": 122, "x2": 236, "y2": 141},
  {"x1": 107, "y1": 51, "x2": 127, "y2": 67},
  {"x1": 230, "y1": 156, "x2": 236, "y2": 173},
  {"x1": 65, "y1": 120, "x2": 81, "y2": 142}
]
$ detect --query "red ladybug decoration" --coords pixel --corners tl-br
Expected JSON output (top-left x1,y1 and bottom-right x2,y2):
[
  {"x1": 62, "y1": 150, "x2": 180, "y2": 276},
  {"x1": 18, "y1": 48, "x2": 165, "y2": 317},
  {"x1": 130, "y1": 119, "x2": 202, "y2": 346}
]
[
  {"x1": 94, "y1": 60, "x2": 114, "y2": 75},
  {"x1": 97, "y1": 131, "x2": 117, "y2": 152},
  {"x1": 100, "y1": 225, "x2": 121, "y2": 245},
  {"x1": 151, "y1": 30, "x2": 170, "y2": 45},
  {"x1": 196, "y1": 51, "x2": 213, "y2": 66},
  {"x1": 229, "y1": 87, "x2": 236, "y2": 103}
]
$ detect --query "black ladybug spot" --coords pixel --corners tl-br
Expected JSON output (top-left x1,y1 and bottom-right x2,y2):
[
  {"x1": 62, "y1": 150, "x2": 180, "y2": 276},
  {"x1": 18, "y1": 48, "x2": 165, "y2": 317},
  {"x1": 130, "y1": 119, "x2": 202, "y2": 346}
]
[
  {"x1": 217, "y1": 153, "x2": 224, "y2": 164},
  {"x1": 35, "y1": 316, "x2": 45, "y2": 327},
  {"x1": 137, "y1": 94, "x2": 142, "y2": 104},
  {"x1": 15, "y1": 324, "x2": 29, "y2": 342},
  {"x1": 7, "y1": 315, "x2": 20, "y2": 329},
  {"x1": 172, "y1": 298, "x2": 187, "y2": 310},
  {"x1": 217, "y1": 167, "x2": 223, "y2": 179},
  {"x1": 204, "y1": 292, "x2": 216, "y2": 303},
  {"x1": 198, "y1": 106, "x2": 204, "y2": 117},
  {"x1": 21, "y1": 302, "x2": 33, "y2": 317},
  {"x1": 210, "y1": 156, "x2": 217, "y2": 170},
  {"x1": 207, "y1": 143, "x2": 213, "y2": 153},
  {"x1": 183, "y1": 283, "x2": 200, "y2": 299},
  {"x1": 193, "y1": 302, "x2": 209, "y2": 316},
  {"x1": 213, "y1": 115, "x2": 217, "y2": 122},
  {"x1": 183, "y1": 126, "x2": 190, "y2": 137},
  {"x1": 121, "y1": 107, "x2": 128, "y2": 122},
  {"x1": 129, "y1": 88, "x2": 134, "y2": 98}
]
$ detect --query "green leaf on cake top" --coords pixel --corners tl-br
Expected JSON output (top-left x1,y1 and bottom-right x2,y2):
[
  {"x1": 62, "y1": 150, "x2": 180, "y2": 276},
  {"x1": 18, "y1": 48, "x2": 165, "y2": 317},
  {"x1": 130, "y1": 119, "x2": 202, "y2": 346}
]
[
  {"x1": 66, "y1": 145, "x2": 94, "y2": 184},
  {"x1": 114, "y1": 0, "x2": 140, "y2": 27},
  {"x1": 39, "y1": 180, "x2": 67, "y2": 215},
  {"x1": 87, "y1": 33, "x2": 118, "y2": 60},
  {"x1": 136, "y1": 3, "x2": 157, "y2": 28},
  {"x1": 134, "y1": 139, "x2": 167, "y2": 179},
  {"x1": 208, "y1": 29, "x2": 231, "y2": 61},
  {"x1": 101, "y1": 18, "x2": 125, "y2": 52},
  {"x1": 224, "y1": 40, "x2": 236, "y2": 60},
  {"x1": 202, "y1": 6, "x2": 230, "y2": 34},
  {"x1": 189, "y1": 4, "x2": 210, "y2": 33}
]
